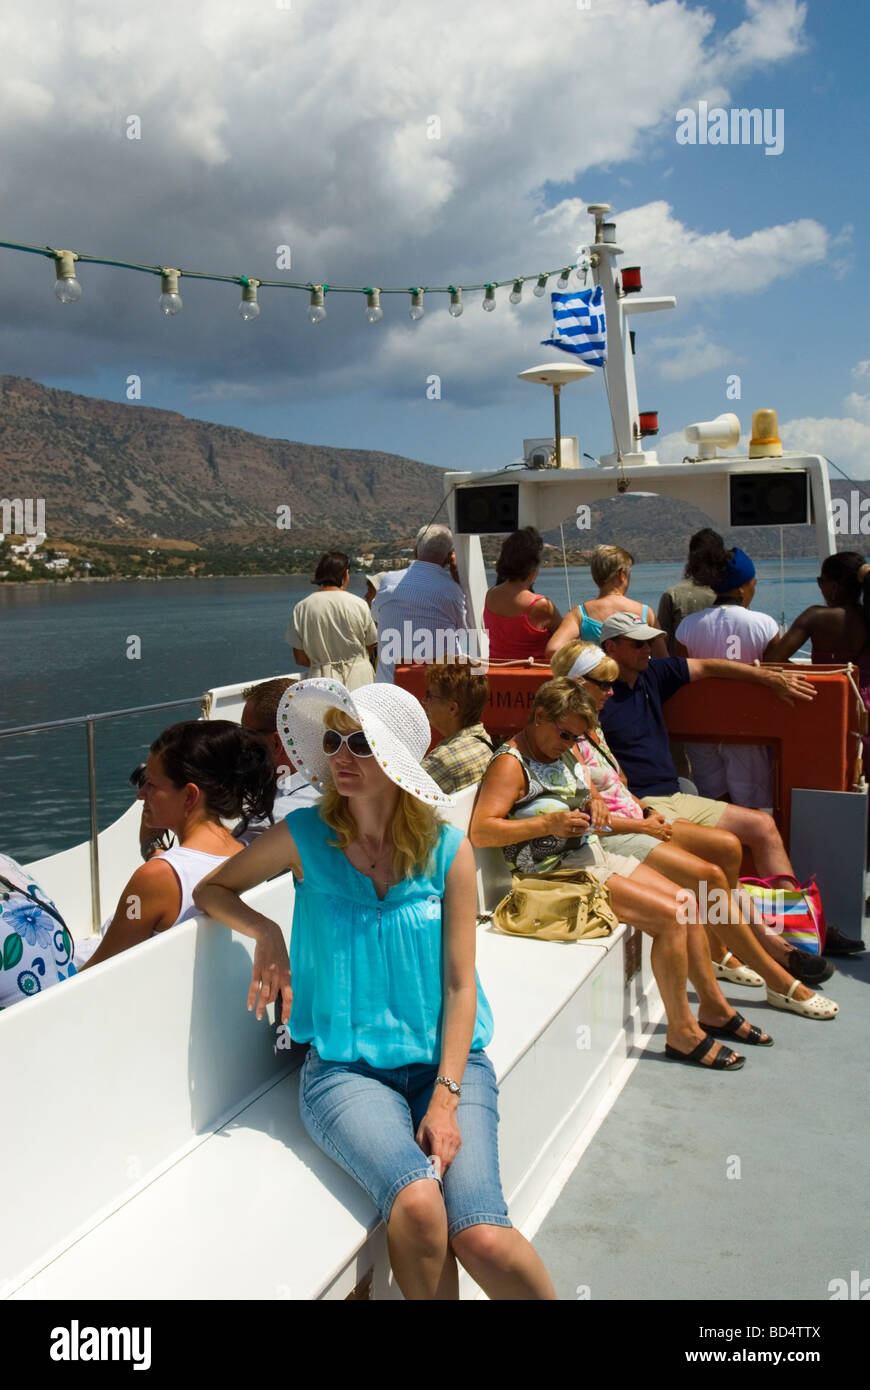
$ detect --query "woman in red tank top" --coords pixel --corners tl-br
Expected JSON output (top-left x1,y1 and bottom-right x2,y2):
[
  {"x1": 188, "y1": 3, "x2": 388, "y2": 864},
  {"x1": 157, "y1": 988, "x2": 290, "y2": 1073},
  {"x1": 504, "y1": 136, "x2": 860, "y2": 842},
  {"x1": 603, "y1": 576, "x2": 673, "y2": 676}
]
[{"x1": 484, "y1": 528, "x2": 561, "y2": 661}]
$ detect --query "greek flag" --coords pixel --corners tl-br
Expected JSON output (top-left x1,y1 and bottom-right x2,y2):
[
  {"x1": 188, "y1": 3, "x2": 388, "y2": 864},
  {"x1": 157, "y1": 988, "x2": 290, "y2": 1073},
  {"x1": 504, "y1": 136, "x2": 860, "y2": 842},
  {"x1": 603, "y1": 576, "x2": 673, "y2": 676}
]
[{"x1": 541, "y1": 285, "x2": 606, "y2": 366}]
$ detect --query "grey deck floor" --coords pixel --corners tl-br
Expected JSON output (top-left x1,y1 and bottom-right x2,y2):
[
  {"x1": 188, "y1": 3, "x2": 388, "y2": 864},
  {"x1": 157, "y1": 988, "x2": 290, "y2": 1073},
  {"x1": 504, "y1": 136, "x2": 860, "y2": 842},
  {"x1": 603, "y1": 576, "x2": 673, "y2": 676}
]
[{"x1": 534, "y1": 947, "x2": 870, "y2": 1301}]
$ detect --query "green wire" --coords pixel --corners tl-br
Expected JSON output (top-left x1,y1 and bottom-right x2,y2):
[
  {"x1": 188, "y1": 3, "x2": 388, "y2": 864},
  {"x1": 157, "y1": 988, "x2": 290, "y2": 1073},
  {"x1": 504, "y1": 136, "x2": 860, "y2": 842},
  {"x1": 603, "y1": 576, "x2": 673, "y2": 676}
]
[{"x1": 0, "y1": 238, "x2": 585, "y2": 295}]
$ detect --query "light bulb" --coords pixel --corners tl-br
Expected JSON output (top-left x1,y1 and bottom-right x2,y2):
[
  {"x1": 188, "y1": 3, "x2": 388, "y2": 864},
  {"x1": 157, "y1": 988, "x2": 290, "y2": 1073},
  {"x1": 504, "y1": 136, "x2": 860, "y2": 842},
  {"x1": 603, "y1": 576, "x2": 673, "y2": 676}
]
[
  {"x1": 509, "y1": 279, "x2": 523, "y2": 305},
  {"x1": 482, "y1": 284, "x2": 496, "y2": 312},
  {"x1": 448, "y1": 287, "x2": 463, "y2": 317},
  {"x1": 55, "y1": 276, "x2": 82, "y2": 303},
  {"x1": 533, "y1": 273, "x2": 548, "y2": 298},
  {"x1": 557, "y1": 267, "x2": 571, "y2": 290},
  {"x1": 365, "y1": 288, "x2": 383, "y2": 323},
  {"x1": 160, "y1": 292, "x2": 183, "y2": 316},
  {"x1": 308, "y1": 285, "x2": 326, "y2": 324},
  {"x1": 53, "y1": 251, "x2": 82, "y2": 303},
  {"x1": 159, "y1": 269, "x2": 183, "y2": 317},
  {"x1": 409, "y1": 289, "x2": 424, "y2": 321},
  {"x1": 239, "y1": 279, "x2": 261, "y2": 321}
]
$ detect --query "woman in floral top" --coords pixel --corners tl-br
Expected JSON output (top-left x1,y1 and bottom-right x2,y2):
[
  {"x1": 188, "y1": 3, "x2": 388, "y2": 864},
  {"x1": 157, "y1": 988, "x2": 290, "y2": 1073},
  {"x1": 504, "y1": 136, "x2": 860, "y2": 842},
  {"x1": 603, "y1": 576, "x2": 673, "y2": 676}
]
[{"x1": 551, "y1": 641, "x2": 836, "y2": 1019}]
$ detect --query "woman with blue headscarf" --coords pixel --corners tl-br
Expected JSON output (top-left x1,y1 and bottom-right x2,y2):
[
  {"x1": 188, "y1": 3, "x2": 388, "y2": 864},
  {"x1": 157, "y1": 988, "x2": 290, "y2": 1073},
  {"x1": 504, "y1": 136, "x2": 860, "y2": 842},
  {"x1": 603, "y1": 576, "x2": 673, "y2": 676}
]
[{"x1": 673, "y1": 532, "x2": 779, "y2": 809}]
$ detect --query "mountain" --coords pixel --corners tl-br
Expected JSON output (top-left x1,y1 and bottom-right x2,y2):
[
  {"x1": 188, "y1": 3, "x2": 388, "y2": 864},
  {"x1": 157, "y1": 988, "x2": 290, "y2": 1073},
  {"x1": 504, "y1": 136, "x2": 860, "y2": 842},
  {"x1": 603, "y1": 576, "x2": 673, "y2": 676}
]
[
  {"x1": 0, "y1": 377, "x2": 445, "y2": 548},
  {"x1": 0, "y1": 376, "x2": 856, "y2": 561}
]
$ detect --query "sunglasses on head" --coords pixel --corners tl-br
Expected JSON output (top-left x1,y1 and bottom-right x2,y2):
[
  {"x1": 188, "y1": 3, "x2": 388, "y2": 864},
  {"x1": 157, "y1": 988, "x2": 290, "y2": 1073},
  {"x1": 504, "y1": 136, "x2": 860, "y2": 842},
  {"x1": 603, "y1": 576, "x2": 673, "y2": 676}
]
[{"x1": 322, "y1": 729, "x2": 374, "y2": 758}]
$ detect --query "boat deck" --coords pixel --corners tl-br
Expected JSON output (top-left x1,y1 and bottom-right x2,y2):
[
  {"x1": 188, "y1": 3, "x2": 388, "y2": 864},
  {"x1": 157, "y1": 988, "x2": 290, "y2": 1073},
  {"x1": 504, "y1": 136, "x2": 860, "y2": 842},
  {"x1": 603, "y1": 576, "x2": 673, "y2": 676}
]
[{"x1": 531, "y1": 931, "x2": 870, "y2": 1301}]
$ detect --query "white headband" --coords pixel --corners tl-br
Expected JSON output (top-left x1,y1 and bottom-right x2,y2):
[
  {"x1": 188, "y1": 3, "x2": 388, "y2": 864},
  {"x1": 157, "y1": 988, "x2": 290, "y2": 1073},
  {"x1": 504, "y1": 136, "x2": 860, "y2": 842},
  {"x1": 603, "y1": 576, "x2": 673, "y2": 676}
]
[{"x1": 566, "y1": 646, "x2": 607, "y2": 680}]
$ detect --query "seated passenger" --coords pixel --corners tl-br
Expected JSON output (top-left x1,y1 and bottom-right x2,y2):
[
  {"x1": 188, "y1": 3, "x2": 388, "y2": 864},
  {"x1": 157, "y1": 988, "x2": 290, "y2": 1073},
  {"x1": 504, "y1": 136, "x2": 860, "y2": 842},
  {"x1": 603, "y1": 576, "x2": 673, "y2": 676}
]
[
  {"x1": 421, "y1": 663, "x2": 493, "y2": 795},
  {"x1": 597, "y1": 613, "x2": 844, "y2": 1012},
  {"x1": 0, "y1": 853, "x2": 76, "y2": 1009},
  {"x1": 656, "y1": 528, "x2": 717, "y2": 657},
  {"x1": 80, "y1": 721, "x2": 275, "y2": 970},
  {"x1": 235, "y1": 678, "x2": 321, "y2": 844},
  {"x1": 551, "y1": 641, "x2": 838, "y2": 1012},
  {"x1": 674, "y1": 533, "x2": 778, "y2": 809},
  {"x1": 546, "y1": 545, "x2": 668, "y2": 660},
  {"x1": 195, "y1": 679, "x2": 557, "y2": 1300},
  {"x1": 765, "y1": 550, "x2": 870, "y2": 953},
  {"x1": 470, "y1": 679, "x2": 775, "y2": 1069},
  {"x1": 483, "y1": 528, "x2": 561, "y2": 661}
]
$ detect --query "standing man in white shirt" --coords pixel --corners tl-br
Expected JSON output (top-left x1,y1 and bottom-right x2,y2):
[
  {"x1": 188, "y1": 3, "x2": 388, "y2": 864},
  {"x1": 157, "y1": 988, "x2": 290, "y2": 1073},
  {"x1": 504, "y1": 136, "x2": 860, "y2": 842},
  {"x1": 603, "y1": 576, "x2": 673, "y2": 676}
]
[{"x1": 373, "y1": 523, "x2": 469, "y2": 683}]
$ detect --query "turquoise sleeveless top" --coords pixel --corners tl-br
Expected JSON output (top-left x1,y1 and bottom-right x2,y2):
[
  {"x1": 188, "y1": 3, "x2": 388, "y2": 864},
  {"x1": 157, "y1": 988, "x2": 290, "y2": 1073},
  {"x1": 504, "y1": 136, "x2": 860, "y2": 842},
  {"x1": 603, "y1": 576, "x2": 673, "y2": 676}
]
[
  {"x1": 577, "y1": 602, "x2": 653, "y2": 642},
  {"x1": 285, "y1": 808, "x2": 494, "y2": 1067}
]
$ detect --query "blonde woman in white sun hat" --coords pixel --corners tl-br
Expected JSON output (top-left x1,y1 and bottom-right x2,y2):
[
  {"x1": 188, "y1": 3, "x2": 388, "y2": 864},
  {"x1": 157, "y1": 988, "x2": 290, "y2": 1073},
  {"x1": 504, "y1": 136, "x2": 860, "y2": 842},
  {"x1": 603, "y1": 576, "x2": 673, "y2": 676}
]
[{"x1": 195, "y1": 678, "x2": 555, "y2": 1301}]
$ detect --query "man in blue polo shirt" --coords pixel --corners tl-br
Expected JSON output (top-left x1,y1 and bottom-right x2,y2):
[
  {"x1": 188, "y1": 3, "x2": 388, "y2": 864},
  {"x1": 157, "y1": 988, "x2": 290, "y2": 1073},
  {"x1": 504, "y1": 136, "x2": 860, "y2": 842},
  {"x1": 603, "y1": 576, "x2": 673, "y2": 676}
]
[
  {"x1": 598, "y1": 610, "x2": 814, "y2": 871},
  {"x1": 597, "y1": 611, "x2": 860, "y2": 982}
]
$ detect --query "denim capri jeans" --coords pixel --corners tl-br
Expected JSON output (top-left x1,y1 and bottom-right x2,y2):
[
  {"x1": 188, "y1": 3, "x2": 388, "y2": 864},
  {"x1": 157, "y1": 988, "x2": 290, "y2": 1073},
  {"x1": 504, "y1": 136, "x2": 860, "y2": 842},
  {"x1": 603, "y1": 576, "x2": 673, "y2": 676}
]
[{"x1": 299, "y1": 1047, "x2": 512, "y2": 1240}]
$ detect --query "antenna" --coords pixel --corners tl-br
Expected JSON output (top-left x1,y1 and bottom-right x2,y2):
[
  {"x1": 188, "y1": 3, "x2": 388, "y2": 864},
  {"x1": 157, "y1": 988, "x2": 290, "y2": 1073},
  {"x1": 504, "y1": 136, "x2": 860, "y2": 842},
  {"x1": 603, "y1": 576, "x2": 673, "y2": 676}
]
[{"x1": 517, "y1": 361, "x2": 594, "y2": 468}]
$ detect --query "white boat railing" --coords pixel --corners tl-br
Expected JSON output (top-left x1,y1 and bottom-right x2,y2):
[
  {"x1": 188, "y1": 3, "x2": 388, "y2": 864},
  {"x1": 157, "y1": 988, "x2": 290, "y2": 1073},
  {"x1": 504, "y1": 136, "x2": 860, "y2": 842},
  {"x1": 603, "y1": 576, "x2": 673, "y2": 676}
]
[{"x1": 0, "y1": 696, "x2": 202, "y2": 931}]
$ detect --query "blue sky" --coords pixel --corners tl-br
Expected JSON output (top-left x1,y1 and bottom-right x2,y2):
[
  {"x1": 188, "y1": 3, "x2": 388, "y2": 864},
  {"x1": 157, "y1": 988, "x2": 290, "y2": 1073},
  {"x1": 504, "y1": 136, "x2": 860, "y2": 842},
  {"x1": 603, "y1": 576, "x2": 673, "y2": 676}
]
[{"x1": 1, "y1": 0, "x2": 868, "y2": 479}]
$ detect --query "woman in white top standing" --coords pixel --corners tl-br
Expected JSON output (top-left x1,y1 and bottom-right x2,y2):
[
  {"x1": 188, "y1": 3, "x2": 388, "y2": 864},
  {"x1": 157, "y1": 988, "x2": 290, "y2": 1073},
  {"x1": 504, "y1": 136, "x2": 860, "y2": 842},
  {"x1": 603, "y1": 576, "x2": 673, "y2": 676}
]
[
  {"x1": 288, "y1": 551, "x2": 377, "y2": 691},
  {"x1": 80, "y1": 721, "x2": 275, "y2": 969},
  {"x1": 675, "y1": 533, "x2": 779, "y2": 809}
]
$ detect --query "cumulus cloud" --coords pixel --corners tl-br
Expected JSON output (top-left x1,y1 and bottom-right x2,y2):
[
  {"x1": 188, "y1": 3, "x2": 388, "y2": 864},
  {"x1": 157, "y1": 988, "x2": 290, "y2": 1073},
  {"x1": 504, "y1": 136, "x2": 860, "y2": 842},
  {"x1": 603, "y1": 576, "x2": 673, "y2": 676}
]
[
  {"x1": 611, "y1": 201, "x2": 826, "y2": 300},
  {"x1": 779, "y1": 416, "x2": 870, "y2": 477},
  {"x1": 648, "y1": 329, "x2": 734, "y2": 382},
  {"x1": 0, "y1": 0, "x2": 825, "y2": 413}
]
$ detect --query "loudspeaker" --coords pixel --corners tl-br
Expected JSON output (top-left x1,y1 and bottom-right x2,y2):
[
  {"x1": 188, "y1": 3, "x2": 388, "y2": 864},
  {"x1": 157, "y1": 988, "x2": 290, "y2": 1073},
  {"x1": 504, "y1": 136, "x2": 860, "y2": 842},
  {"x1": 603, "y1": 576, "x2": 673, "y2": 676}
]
[
  {"x1": 454, "y1": 485, "x2": 519, "y2": 534},
  {"x1": 729, "y1": 473, "x2": 809, "y2": 527}
]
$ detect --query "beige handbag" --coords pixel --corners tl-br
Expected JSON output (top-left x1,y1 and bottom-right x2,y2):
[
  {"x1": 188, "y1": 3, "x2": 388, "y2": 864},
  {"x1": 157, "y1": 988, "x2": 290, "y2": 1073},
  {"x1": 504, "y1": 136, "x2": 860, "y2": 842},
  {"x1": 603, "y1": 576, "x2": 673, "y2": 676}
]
[{"x1": 492, "y1": 867, "x2": 618, "y2": 943}]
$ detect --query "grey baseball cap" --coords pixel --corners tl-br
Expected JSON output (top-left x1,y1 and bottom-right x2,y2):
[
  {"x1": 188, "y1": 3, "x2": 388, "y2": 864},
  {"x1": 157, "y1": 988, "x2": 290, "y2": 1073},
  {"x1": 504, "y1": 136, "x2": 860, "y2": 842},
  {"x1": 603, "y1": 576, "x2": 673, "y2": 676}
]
[{"x1": 599, "y1": 612, "x2": 665, "y2": 643}]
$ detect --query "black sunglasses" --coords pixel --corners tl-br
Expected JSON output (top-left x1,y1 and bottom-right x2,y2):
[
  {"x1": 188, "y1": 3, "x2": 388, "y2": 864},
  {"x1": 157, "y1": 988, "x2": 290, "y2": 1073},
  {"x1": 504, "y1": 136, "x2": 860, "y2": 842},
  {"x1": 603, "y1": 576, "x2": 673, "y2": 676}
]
[
  {"x1": 584, "y1": 676, "x2": 614, "y2": 691},
  {"x1": 322, "y1": 729, "x2": 374, "y2": 758},
  {"x1": 555, "y1": 725, "x2": 583, "y2": 743}
]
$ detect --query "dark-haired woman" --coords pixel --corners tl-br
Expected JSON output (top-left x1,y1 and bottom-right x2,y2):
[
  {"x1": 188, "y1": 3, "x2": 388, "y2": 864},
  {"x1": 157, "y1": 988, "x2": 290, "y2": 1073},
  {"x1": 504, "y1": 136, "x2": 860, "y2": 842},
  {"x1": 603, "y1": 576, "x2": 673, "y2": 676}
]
[
  {"x1": 287, "y1": 551, "x2": 377, "y2": 690},
  {"x1": 657, "y1": 529, "x2": 717, "y2": 656},
  {"x1": 765, "y1": 551, "x2": 870, "y2": 681},
  {"x1": 766, "y1": 552, "x2": 870, "y2": 933},
  {"x1": 483, "y1": 528, "x2": 561, "y2": 661},
  {"x1": 674, "y1": 534, "x2": 779, "y2": 809},
  {"x1": 80, "y1": 721, "x2": 276, "y2": 969}
]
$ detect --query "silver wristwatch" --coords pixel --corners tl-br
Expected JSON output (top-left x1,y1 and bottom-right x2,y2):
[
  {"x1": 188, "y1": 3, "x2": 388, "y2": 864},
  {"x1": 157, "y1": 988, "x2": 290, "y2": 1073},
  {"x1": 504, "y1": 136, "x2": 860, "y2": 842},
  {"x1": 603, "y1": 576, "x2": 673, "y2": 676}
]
[{"x1": 435, "y1": 1075, "x2": 461, "y2": 1097}]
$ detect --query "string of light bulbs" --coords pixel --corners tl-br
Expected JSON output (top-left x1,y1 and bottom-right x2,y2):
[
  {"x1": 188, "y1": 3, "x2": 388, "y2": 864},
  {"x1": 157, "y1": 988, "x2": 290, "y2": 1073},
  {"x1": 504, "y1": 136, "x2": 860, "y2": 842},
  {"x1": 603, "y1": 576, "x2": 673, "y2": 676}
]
[{"x1": 0, "y1": 238, "x2": 589, "y2": 323}]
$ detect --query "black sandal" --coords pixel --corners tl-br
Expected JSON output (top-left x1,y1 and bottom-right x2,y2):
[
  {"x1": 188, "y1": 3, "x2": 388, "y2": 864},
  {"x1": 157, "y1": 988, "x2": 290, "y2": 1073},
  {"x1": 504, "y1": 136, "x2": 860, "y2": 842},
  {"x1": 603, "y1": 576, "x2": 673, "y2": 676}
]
[
  {"x1": 665, "y1": 1035, "x2": 745, "y2": 1070},
  {"x1": 700, "y1": 1011, "x2": 773, "y2": 1047}
]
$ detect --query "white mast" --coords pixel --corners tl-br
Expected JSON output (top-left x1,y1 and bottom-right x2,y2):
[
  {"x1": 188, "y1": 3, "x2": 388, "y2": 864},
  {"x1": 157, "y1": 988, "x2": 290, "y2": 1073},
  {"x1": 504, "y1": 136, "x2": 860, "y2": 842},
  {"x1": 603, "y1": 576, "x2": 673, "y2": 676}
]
[{"x1": 586, "y1": 202, "x2": 675, "y2": 466}]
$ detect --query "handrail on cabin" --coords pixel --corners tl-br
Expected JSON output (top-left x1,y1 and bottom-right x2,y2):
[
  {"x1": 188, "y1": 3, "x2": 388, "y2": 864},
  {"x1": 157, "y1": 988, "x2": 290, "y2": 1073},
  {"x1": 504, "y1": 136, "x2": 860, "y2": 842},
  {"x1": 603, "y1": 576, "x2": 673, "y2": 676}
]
[{"x1": 0, "y1": 694, "x2": 202, "y2": 934}]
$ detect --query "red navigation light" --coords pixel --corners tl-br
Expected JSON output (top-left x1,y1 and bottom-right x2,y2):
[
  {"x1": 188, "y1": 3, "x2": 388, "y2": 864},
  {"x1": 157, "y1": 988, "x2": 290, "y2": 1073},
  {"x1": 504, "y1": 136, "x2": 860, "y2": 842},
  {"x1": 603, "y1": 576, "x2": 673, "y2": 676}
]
[
  {"x1": 621, "y1": 266, "x2": 642, "y2": 294},
  {"x1": 639, "y1": 410, "x2": 659, "y2": 436}
]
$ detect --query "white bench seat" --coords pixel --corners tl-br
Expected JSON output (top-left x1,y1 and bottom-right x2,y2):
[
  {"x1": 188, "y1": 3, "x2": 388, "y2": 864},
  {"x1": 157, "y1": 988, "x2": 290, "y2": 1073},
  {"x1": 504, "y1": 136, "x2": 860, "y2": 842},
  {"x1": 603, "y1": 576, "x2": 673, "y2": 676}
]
[
  {"x1": 7, "y1": 906, "x2": 652, "y2": 1300},
  {"x1": 6, "y1": 771, "x2": 661, "y2": 1301}
]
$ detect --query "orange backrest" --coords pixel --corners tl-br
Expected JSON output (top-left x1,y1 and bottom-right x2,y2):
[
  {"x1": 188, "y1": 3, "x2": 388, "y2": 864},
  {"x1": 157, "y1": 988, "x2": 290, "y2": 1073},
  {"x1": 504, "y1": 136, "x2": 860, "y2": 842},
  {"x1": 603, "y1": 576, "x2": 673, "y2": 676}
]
[{"x1": 396, "y1": 663, "x2": 861, "y2": 845}]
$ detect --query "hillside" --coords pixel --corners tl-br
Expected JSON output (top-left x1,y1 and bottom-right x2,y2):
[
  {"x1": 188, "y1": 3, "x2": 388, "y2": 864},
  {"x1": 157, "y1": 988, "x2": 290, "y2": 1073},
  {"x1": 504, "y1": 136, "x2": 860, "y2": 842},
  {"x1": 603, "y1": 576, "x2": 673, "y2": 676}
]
[
  {"x1": 0, "y1": 375, "x2": 849, "y2": 563},
  {"x1": 0, "y1": 377, "x2": 445, "y2": 549}
]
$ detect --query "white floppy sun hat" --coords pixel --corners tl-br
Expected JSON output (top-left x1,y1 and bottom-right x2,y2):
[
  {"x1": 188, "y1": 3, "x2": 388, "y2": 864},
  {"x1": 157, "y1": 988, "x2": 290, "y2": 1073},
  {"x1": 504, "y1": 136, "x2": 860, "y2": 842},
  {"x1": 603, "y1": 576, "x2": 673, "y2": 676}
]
[{"x1": 276, "y1": 678, "x2": 455, "y2": 807}]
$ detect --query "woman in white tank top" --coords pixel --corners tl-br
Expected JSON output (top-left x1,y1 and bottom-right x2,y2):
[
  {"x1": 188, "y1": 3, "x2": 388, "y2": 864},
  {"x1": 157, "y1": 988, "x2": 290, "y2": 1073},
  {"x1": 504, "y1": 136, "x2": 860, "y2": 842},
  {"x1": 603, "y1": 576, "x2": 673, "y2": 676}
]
[{"x1": 81, "y1": 720, "x2": 276, "y2": 970}]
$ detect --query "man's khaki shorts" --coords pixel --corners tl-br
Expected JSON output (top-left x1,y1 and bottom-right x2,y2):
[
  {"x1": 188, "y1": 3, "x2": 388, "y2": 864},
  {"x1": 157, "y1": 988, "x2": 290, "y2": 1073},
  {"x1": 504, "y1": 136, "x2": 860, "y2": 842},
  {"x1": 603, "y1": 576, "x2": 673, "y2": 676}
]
[{"x1": 640, "y1": 792, "x2": 727, "y2": 828}]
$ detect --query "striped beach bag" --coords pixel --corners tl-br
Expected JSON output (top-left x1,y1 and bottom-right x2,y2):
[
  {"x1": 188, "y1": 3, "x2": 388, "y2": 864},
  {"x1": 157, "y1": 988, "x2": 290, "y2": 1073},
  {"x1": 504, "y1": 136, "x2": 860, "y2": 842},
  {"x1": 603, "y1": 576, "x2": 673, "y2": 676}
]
[{"x1": 738, "y1": 874, "x2": 827, "y2": 955}]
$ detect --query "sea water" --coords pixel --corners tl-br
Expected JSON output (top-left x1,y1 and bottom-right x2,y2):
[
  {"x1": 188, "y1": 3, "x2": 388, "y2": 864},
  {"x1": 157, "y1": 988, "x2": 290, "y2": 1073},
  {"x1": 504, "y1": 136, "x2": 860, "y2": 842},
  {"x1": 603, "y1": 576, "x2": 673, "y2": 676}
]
[{"x1": 0, "y1": 561, "x2": 821, "y2": 860}]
